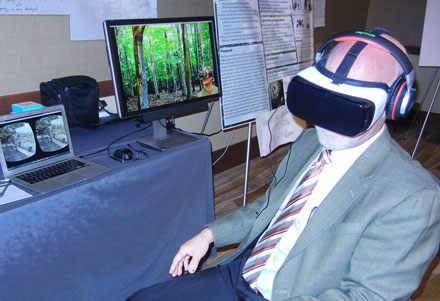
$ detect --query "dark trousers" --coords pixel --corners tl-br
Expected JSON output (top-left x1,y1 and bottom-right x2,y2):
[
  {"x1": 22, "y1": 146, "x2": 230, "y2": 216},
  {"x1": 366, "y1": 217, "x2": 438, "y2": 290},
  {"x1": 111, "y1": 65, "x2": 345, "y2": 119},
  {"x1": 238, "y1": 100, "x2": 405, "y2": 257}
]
[{"x1": 126, "y1": 246, "x2": 268, "y2": 301}]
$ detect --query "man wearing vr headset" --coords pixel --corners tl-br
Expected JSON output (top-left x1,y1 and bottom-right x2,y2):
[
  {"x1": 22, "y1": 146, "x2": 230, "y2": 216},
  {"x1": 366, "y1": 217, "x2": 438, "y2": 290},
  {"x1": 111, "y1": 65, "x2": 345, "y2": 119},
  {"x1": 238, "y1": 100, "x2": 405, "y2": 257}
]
[
  {"x1": 198, "y1": 66, "x2": 218, "y2": 97},
  {"x1": 128, "y1": 30, "x2": 440, "y2": 301}
]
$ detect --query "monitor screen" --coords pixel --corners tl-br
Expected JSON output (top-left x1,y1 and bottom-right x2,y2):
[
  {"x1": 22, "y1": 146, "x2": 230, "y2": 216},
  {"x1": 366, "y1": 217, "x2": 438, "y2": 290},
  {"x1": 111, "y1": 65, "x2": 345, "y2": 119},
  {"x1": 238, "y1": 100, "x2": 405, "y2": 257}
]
[{"x1": 103, "y1": 17, "x2": 221, "y2": 122}]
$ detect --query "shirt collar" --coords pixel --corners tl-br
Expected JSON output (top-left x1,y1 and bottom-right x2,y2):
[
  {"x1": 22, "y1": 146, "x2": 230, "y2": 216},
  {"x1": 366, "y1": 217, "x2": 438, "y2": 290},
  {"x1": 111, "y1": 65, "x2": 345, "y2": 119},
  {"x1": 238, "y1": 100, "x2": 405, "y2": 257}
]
[{"x1": 327, "y1": 124, "x2": 385, "y2": 165}]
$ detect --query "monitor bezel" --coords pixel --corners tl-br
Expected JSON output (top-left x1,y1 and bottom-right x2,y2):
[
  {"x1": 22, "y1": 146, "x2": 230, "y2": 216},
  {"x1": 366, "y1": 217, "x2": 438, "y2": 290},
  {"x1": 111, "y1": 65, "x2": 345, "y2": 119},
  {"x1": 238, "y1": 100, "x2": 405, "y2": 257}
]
[{"x1": 103, "y1": 16, "x2": 222, "y2": 121}]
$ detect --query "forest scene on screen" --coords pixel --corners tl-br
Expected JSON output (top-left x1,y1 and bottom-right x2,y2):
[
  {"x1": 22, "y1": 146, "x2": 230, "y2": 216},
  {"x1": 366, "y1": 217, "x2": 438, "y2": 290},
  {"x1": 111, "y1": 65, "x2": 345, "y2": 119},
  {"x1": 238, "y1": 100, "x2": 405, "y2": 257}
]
[{"x1": 115, "y1": 22, "x2": 216, "y2": 112}]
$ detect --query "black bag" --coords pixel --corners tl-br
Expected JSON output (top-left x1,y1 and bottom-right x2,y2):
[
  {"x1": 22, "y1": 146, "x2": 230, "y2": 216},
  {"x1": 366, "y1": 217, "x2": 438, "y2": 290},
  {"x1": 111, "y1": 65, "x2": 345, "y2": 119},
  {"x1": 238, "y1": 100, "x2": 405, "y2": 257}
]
[{"x1": 40, "y1": 75, "x2": 100, "y2": 128}]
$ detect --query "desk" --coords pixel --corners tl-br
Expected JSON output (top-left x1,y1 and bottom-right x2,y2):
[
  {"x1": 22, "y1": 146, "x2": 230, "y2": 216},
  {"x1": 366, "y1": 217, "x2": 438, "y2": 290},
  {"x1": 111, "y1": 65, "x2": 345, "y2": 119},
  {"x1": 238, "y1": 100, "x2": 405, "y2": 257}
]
[{"x1": 0, "y1": 120, "x2": 214, "y2": 300}]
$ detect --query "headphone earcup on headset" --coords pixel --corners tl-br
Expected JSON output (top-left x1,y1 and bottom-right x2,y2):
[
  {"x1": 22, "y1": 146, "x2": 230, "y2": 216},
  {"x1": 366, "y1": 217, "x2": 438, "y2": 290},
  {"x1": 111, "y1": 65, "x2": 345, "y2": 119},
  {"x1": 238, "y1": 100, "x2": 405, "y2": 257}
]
[{"x1": 386, "y1": 76, "x2": 415, "y2": 120}]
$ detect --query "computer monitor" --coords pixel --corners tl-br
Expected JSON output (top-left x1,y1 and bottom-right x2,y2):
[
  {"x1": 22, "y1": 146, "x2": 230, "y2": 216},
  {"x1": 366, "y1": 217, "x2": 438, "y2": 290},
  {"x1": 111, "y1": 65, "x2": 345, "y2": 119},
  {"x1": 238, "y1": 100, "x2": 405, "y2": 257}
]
[{"x1": 103, "y1": 17, "x2": 221, "y2": 151}]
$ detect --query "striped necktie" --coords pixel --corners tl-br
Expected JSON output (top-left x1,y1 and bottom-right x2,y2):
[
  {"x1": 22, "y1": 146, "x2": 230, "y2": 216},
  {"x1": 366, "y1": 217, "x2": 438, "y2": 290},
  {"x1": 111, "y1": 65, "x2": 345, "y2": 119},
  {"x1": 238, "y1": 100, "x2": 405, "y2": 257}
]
[{"x1": 242, "y1": 149, "x2": 332, "y2": 289}]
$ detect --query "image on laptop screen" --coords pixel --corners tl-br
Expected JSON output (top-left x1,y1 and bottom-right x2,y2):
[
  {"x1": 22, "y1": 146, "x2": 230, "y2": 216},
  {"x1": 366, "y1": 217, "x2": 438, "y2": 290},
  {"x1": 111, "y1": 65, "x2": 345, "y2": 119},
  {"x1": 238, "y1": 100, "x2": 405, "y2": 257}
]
[{"x1": 0, "y1": 111, "x2": 71, "y2": 173}]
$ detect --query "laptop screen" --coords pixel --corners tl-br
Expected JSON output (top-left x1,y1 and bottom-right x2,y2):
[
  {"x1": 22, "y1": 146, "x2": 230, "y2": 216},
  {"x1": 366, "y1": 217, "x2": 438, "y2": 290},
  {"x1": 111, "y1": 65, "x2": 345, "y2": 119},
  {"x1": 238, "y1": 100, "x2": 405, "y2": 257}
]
[{"x1": 0, "y1": 109, "x2": 72, "y2": 173}]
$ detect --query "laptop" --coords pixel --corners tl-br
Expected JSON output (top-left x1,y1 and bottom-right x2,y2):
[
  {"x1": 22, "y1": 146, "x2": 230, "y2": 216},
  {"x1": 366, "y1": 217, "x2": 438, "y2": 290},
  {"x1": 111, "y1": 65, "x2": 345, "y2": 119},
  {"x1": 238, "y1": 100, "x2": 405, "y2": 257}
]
[{"x1": 0, "y1": 105, "x2": 110, "y2": 193}]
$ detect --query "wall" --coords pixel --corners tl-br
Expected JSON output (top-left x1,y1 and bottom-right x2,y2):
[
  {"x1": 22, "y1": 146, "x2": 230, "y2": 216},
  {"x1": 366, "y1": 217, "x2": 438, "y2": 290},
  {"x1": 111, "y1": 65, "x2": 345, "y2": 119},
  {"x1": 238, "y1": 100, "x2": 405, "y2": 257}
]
[
  {"x1": 314, "y1": 0, "x2": 370, "y2": 45},
  {"x1": 366, "y1": 0, "x2": 426, "y2": 47},
  {"x1": 0, "y1": 15, "x2": 108, "y2": 96}
]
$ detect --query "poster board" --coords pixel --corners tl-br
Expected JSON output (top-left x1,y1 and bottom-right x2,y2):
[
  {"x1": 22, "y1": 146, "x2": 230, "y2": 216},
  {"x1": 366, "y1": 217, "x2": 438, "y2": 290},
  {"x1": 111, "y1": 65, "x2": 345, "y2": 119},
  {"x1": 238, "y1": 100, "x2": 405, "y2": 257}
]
[
  {"x1": 419, "y1": 0, "x2": 440, "y2": 67},
  {"x1": 215, "y1": 0, "x2": 314, "y2": 129}
]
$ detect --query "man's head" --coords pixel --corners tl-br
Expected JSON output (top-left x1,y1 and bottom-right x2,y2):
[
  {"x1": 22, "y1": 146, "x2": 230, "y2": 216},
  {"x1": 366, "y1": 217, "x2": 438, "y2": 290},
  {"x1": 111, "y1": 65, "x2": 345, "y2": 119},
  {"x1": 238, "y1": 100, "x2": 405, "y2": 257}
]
[
  {"x1": 199, "y1": 67, "x2": 213, "y2": 87},
  {"x1": 286, "y1": 29, "x2": 415, "y2": 150}
]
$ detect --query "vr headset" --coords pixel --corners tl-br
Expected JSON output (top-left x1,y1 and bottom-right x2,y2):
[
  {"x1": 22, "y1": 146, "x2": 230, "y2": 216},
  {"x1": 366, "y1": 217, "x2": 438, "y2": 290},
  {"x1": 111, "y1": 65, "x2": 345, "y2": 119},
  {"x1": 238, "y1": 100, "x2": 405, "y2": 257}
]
[
  {"x1": 287, "y1": 29, "x2": 416, "y2": 137},
  {"x1": 199, "y1": 67, "x2": 213, "y2": 79}
]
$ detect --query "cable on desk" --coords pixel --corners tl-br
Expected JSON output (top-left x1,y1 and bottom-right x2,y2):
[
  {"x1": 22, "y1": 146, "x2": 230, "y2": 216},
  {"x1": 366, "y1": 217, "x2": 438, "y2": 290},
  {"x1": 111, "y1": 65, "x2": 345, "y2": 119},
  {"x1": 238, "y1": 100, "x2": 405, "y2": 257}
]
[
  {"x1": 80, "y1": 123, "x2": 152, "y2": 159},
  {"x1": 127, "y1": 143, "x2": 150, "y2": 161},
  {"x1": 0, "y1": 179, "x2": 11, "y2": 198}
]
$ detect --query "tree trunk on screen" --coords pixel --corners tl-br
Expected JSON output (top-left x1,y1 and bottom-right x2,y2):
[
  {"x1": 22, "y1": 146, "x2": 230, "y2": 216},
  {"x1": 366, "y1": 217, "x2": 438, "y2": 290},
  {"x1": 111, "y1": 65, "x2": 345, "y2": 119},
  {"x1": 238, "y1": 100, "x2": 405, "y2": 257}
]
[
  {"x1": 197, "y1": 23, "x2": 204, "y2": 68},
  {"x1": 133, "y1": 25, "x2": 149, "y2": 109},
  {"x1": 164, "y1": 31, "x2": 177, "y2": 99},
  {"x1": 122, "y1": 49, "x2": 134, "y2": 97},
  {"x1": 147, "y1": 26, "x2": 159, "y2": 97},
  {"x1": 195, "y1": 24, "x2": 204, "y2": 91},
  {"x1": 176, "y1": 24, "x2": 187, "y2": 97},
  {"x1": 182, "y1": 24, "x2": 192, "y2": 98}
]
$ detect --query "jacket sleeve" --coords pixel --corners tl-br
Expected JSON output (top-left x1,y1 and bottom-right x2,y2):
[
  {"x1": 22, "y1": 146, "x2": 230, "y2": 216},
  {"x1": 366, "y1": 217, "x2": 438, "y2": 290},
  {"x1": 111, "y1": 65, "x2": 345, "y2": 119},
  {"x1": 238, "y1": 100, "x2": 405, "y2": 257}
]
[{"x1": 207, "y1": 197, "x2": 266, "y2": 248}]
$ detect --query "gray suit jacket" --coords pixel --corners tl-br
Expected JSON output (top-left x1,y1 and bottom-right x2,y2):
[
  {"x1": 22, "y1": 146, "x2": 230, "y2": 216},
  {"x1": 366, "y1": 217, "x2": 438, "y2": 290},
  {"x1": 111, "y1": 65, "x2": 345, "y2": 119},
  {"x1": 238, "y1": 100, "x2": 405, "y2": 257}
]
[{"x1": 207, "y1": 127, "x2": 440, "y2": 300}]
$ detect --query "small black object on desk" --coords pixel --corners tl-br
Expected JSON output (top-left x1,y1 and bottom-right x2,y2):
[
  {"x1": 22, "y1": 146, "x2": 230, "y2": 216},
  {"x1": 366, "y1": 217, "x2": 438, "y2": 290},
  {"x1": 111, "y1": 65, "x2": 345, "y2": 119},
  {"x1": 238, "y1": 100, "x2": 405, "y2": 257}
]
[{"x1": 112, "y1": 148, "x2": 134, "y2": 162}]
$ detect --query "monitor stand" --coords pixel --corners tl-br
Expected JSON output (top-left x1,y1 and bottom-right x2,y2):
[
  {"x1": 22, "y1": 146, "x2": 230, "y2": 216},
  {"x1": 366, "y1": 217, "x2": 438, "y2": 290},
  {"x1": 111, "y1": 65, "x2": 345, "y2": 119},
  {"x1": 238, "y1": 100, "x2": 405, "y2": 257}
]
[{"x1": 136, "y1": 119, "x2": 197, "y2": 151}]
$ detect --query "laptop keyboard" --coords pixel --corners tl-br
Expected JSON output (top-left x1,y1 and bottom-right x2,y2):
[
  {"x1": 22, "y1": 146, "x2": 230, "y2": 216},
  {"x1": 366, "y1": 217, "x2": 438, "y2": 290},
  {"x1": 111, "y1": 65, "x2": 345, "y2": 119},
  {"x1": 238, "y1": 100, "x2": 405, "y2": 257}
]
[{"x1": 17, "y1": 159, "x2": 89, "y2": 184}]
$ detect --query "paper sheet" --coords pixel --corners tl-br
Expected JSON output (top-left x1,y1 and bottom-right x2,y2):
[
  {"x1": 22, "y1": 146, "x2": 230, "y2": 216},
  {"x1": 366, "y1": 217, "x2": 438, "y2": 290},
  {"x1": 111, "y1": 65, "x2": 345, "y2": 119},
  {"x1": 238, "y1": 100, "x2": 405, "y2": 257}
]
[
  {"x1": 0, "y1": 183, "x2": 32, "y2": 206},
  {"x1": 256, "y1": 105, "x2": 306, "y2": 157},
  {"x1": 313, "y1": 0, "x2": 326, "y2": 28}
]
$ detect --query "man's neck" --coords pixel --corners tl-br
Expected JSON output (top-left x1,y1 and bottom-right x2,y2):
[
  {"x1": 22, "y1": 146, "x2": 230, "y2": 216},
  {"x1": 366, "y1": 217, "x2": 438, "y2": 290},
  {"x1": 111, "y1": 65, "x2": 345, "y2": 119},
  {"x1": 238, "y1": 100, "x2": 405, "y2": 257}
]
[
  {"x1": 205, "y1": 83, "x2": 213, "y2": 91},
  {"x1": 352, "y1": 116, "x2": 386, "y2": 148}
]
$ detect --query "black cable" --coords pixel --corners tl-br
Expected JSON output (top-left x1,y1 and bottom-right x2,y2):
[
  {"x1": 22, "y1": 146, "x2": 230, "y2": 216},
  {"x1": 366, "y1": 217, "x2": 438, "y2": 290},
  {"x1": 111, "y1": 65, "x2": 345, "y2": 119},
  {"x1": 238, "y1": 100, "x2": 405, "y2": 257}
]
[
  {"x1": 212, "y1": 130, "x2": 235, "y2": 166},
  {"x1": 200, "y1": 129, "x2": 223, "y2": 137},
  {"x1": 255, "y1": 124, "x2": 308, "y2": 218},
  {"x1": 256, "y1": 145, "x2": 293, "y2": 218},
  {"x1": 127, "y1": 143, "x2": 150, "y2": 160},
  {"x1": 159, "y1": 119, "x2": 168, "y2": 129},
  {"x1": 80, "y1": 123, "x2": 152, "y2": 159},
  {"x1": 0, "y1": 180, "x2": 11, "y2": 198},
  {"x1": 172, "y1": 126, "x2": 223, "y2": 137},
  {"x1": 107, "y1": 142, "x2": 150, "y2": 163},
  {"x1": 267, "y1": 108, "x2": 278, "y2": 179},
  {"x1": 101, "y1": 108, "x2": 118, "y2": 117}
]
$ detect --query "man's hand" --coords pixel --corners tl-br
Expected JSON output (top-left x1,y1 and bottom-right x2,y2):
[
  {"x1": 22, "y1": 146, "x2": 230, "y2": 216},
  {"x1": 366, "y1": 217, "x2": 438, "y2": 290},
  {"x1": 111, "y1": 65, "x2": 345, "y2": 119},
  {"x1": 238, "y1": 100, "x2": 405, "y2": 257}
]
[{"x1": 169, "y1": 227, "x2": 214, "y2": 277}]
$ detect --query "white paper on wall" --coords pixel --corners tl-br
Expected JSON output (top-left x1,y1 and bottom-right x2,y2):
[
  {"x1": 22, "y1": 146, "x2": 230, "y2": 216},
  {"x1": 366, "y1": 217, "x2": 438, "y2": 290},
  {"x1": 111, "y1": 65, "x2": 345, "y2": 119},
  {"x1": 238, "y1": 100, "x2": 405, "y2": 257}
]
[{"x1": 0, "y1": 0, "x2": 158, "y2": 40}]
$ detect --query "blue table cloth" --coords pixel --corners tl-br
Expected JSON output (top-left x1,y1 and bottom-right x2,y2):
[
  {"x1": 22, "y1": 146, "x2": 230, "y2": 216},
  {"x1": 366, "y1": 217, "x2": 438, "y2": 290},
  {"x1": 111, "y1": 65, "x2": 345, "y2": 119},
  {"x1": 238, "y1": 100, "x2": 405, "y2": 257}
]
[{"x1": 0, "y1": 120, "x2": 214, "y2": 300}]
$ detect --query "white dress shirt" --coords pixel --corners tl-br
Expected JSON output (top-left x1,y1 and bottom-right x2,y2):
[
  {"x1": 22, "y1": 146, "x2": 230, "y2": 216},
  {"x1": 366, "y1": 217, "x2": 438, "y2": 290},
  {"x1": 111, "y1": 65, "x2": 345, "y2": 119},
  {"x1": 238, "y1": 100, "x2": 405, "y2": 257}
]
[{"x1": 255, "y1": 126, "x2": 385, "y2": 299}]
